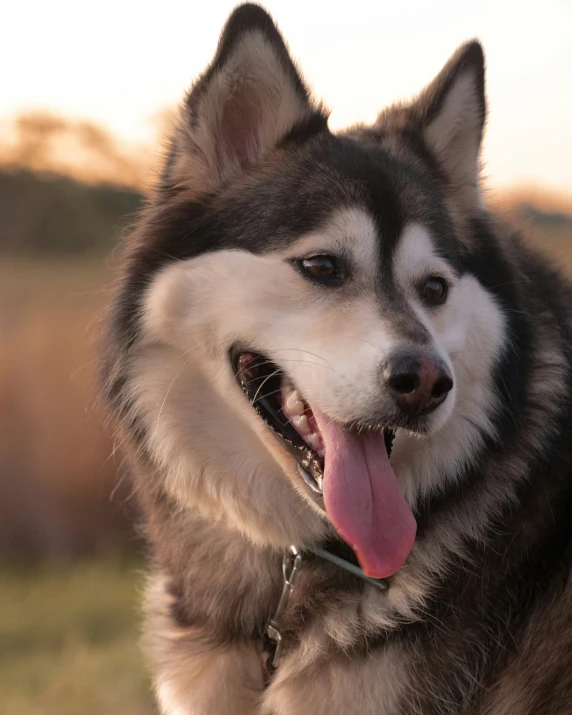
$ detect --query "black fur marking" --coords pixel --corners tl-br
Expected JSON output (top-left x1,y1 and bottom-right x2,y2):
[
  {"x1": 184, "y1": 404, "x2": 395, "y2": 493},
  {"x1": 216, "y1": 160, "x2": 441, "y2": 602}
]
[
  {"x1": 468, "y1": 217, "x2": 532, "y2": 442},
  {"x1": 279, "y1": 112, "x2": 331, "y2": 147}
]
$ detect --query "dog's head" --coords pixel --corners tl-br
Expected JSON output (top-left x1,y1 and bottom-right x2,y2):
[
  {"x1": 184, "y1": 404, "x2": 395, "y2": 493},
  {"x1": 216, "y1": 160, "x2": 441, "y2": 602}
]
[{"x1": 105, "y1": 4, "x2": 506, "y2": 578}]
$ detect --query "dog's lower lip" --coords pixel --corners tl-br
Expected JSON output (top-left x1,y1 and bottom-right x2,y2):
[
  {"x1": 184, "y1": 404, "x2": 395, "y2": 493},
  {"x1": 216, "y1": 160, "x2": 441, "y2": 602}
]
[{"x1": 298, "y1": 464, "x2": 323, "y2": 494}]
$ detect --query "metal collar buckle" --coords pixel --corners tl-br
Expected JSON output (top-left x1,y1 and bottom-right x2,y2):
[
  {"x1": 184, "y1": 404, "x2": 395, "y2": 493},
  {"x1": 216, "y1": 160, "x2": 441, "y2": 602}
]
[{"x1": 263, "y1": 545, "x2": 303, "y2": 675}]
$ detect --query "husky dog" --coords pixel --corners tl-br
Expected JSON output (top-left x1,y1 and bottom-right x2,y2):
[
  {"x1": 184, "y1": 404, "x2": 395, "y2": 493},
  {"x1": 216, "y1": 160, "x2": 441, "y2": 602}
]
[{"x1": 101, "y1": 4, "x2": 572, "y2": 713}]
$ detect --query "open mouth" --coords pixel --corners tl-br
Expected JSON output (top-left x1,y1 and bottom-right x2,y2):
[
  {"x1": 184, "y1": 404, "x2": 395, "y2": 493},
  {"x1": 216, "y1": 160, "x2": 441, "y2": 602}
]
[
  {"x1": 232, "y1": 349, "x2": 417, "y2": 580},
  {"x1": 233, "y1": 351, "x2": 395, "y2": 496}
]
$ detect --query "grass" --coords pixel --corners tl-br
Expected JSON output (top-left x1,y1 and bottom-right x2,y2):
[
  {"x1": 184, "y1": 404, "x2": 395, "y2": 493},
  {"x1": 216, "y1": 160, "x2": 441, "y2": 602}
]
[{"x1": 0, "y1": 558, "x2": 154, "y2": 715}]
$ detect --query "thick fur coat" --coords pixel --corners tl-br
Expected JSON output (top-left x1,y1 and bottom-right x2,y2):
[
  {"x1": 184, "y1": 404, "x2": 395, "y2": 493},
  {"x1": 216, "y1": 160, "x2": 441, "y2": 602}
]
[{"x1": 101, "y1": 5, "x2": 572, "y2": 713}]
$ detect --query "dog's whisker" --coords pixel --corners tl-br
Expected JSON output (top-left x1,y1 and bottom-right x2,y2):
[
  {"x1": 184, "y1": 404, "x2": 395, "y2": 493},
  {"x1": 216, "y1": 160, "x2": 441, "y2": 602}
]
[
  {"x1": 272, "y1": 348, "x2": 331, "y2": 366},
  {"x1": 251, "y1": 368, "x2": 283, "y2": 404},
  {"x1": 154, "y1": 349, "x2": 202, "y2": 433},
  {"x1": 233, "y1": 357, "x2": 329, "y2": 382}
]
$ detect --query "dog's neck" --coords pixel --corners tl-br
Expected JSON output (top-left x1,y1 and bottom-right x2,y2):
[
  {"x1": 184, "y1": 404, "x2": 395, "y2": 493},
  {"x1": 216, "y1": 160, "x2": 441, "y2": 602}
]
[{"x1": 137, "y1": 405, "x2": 572, "y2": 697}]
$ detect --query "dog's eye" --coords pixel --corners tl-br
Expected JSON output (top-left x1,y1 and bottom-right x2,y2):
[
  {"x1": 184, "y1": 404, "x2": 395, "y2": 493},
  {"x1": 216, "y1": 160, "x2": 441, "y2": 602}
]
[
  {"x1": 423, "y1": 277, "x2": 448, "y2": 305},
  {"x1": 299, "y1": 255, "x2": 344, "y2": 286}
]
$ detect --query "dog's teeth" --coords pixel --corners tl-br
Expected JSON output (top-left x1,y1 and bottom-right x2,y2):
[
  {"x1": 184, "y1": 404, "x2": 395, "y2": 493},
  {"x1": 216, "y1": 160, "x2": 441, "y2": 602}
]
[
  {"x1": 281, "y1": 382, "x2": 325, "y2": 455},
  {"x1": 293, "y1": 415, "x2": 310, "y2": 433},
  {"x1": 285, "y1": 391, "x2": 305, "y2": 416},
  {"x1": 306, "y1": 432, "x2": 323, "y2": 452},
  {"x1": 305, "y1": 432, "x2": 317, "y2": 448}
]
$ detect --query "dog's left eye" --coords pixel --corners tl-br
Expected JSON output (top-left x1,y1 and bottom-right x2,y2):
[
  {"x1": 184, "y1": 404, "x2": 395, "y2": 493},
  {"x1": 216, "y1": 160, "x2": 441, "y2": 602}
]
[
  {"x1": 298, "y1": 255, "x2": 344, "y2": 286},
  {"x1": 423, "y1": 276, "x2": 448, "y2": 305}
]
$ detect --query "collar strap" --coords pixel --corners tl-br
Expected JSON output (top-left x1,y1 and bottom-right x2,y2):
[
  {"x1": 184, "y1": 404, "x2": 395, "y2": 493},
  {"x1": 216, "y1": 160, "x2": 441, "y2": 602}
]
[{"x1": 304, "y1": 545, "x2": 388, "y2": 590}]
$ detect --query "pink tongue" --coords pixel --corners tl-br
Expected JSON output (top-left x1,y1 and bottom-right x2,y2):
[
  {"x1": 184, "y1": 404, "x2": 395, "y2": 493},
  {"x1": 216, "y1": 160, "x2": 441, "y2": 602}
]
[{"x1": 313, "y1": 411, "x2": 417, "y2": 579}]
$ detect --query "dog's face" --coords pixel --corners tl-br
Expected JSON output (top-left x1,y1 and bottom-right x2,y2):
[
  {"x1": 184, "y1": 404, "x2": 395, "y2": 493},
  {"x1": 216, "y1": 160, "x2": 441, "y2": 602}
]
[{"x1": 109, "y1": 5, "x2": 506, "y2": 577}]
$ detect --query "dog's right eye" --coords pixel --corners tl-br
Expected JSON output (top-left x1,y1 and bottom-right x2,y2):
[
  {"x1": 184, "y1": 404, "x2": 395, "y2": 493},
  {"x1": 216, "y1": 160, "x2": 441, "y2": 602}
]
[{"x1": 298, "y1": 255, "x2": 345, "y2": 286}]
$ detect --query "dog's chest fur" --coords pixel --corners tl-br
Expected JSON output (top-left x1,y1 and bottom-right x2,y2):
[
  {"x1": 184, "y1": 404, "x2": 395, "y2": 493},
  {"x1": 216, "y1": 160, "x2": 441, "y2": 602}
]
[{"x1": 140, "y1": 448, "x2": 572, "y2": 715}]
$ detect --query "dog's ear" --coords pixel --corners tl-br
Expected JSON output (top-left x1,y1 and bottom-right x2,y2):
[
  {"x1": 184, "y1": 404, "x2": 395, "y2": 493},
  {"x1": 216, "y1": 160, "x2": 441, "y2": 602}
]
[
  {"x1": 417, "y1": 41, "x2": 486, "y2": 190},
  {"x1": 165, "y1": 4, "x2": 326, "y2": 195}
]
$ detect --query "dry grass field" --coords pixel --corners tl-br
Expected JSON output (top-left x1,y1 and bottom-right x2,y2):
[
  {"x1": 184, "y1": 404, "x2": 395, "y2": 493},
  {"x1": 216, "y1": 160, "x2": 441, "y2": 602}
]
[{"x1": 0, "y1": 558, "x2": 154, "y2": 715}]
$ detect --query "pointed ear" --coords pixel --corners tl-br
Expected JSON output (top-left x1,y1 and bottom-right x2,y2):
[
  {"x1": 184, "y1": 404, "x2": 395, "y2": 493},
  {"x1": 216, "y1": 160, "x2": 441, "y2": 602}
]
[
  {"x1": 417, "y1": 42, "x2": 486, "y2": 190},
  {"x1": 165, "y1": 4, "x2": 326, "y2": 195}
]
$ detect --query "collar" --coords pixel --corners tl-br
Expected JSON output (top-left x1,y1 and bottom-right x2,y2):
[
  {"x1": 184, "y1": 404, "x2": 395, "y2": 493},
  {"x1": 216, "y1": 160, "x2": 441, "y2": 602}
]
[
  {"x1": 305, "y1": 545, "x2": 389, "y2": 591},
  {"x1": 261, "y1": 544, "x2": 388, "y2": 682}
]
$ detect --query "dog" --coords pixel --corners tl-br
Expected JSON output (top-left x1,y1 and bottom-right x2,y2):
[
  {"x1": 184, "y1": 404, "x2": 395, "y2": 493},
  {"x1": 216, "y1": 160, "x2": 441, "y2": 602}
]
[{"x1": 101, "y1": 4, "x2": 572, "y2": 713}]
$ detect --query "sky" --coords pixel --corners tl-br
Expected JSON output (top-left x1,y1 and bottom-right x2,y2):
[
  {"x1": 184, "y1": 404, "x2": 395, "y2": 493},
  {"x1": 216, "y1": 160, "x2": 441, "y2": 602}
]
[{"x1": 3, "y1": 0, "x2": 572, "y2": 192}]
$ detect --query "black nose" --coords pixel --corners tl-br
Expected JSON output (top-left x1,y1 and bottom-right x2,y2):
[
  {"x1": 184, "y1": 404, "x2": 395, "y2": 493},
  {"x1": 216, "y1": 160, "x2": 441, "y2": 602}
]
[{"x1": 383, "y1": 351, "x2": 453, "y2": 415}]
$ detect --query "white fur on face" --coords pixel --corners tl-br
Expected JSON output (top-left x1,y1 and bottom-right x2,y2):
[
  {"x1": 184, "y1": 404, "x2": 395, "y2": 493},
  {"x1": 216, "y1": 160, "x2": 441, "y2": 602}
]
[
  {"x1": 131, "y1": 207, "x2": 398, "y2": 545},
  {"x1": 392, "y1": 223, "x2": 506, "y2": 504},
  {"x1": 129, "y1": 210, "x2": 506, "y2": 546}
]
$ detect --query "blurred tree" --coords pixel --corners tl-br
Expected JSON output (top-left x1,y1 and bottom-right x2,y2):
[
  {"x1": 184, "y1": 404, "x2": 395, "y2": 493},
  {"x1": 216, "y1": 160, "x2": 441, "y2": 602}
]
[{"x1": 0, "y1": 169, "x2": 142, "y2": 255}]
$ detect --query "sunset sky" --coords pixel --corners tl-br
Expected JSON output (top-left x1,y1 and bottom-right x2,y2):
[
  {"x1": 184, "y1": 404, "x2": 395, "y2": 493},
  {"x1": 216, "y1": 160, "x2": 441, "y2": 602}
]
[{"x1": 3, "y1": 0, "x2": 572, "y2": 192}]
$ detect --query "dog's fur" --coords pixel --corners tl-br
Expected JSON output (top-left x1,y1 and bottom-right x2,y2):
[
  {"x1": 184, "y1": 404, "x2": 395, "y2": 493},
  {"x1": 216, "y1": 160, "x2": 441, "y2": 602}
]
[{"x1": 101, "y1": 5, "x2": 572, "y2": 713}]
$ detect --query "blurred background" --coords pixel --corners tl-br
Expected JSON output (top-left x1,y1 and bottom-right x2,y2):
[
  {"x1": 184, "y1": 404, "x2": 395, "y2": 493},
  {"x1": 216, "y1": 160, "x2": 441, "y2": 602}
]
[{"x1": 1, "y1": 0, "x2": 571, "y2": 713}]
